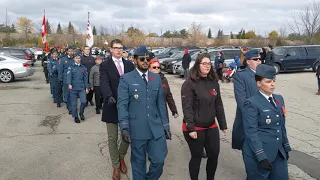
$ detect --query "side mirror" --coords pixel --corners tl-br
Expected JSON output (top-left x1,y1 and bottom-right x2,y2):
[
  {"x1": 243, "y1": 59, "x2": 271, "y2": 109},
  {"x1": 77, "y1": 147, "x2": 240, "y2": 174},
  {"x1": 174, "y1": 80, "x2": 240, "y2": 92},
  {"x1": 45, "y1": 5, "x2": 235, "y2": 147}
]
[{"x1": 169, "y1": 52, "x2": 173, "y2": 55}]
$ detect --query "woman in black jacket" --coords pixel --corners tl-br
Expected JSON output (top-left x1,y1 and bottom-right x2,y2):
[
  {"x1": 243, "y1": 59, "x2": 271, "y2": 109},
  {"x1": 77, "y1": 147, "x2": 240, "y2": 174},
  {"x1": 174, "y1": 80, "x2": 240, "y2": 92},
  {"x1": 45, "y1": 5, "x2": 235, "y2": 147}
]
[
  {"x1": 181, "y1": 53, "x2": 227, "y2": 180},
  {"x1": 148, "y1": 58, "x2": 179, "y2": 119}
]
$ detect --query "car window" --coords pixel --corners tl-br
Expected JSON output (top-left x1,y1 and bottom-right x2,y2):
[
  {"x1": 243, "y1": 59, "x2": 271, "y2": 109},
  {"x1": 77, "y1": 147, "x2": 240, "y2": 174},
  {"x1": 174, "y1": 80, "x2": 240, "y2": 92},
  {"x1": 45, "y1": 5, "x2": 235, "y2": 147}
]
[
  {"x1": 10, "y1": 49, "x2": 25, "y2": 56},
  {"x1": 208, "y1": 51, "x2": 217, "y2": 60},
  {"x1": 24, "y1": 49, "x2": 33, "y2": 55},
  {"x1": 297, "y1": 48, "x2": 307, "y2": 57},
  {"x1": 287, "y1": 49, "x2": 298, "y2": 56},
  {"x1": 273, "y1": 47, "x2": 286, "y2": 55},
  {"x1": 170, "y1": 48, "x2": 179, "y2": 54},
  {"x1": 222, "y1": 50, "x2": 240, "y2": 59},
  {"x1": 306, "y1": 47, "x2": 320, "y2": 57},
  {"x1": 0, "y1": 57, "x2": 6, "y2": 61},
  {"x1": 0, "y1": 49, "x2": 10, "y2": 55}
]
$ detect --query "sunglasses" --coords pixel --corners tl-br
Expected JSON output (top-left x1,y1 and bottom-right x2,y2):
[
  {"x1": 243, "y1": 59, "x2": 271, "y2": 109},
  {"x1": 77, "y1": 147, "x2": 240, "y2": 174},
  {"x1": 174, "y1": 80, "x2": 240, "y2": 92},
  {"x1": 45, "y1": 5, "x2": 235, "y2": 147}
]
[
  {"x1": 251, "y1": 58, "x2": 261, "y2": 61},
  {"x1": 152, "y1": 66, "x2": 160, "y2": 69},
  {"x1": 139, "y1": 57, "x2": 151, "y2": 62}
]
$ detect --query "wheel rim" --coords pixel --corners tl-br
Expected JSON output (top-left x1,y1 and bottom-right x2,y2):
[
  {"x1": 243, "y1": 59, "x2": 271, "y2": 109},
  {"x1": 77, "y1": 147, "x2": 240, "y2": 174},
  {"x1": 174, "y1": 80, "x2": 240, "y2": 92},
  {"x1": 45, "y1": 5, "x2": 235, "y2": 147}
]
[
  {"x1": 0, "y1": 71, "x2": 12, "y2": 82},
  {"x1": 274, "y1": 65, "x2": 279, "y2": 73}
]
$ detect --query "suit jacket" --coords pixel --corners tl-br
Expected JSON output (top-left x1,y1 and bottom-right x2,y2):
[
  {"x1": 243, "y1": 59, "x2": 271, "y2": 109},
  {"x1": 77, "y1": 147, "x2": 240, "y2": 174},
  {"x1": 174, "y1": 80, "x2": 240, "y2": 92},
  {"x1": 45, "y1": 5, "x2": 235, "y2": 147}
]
[
  {"x1": 242, "y1": 93, "x2": 291, "y2": 162},
  {"x1": 117, "y1": 69, "x2": 170, "y2": 140},
  {"x1": 232, "y1": 67, "x2": 259, "y2": 150},
  {"x1": 100, "y1": 58, "x2": 135, "y2": 123}
]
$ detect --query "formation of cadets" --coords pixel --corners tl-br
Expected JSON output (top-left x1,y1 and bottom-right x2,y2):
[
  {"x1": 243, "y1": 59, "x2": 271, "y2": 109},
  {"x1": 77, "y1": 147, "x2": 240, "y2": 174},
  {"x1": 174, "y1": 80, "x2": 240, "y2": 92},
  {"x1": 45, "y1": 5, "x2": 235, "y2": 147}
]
[{"x1": 41, "y1": 40, "x2": 291, "y2": 180}]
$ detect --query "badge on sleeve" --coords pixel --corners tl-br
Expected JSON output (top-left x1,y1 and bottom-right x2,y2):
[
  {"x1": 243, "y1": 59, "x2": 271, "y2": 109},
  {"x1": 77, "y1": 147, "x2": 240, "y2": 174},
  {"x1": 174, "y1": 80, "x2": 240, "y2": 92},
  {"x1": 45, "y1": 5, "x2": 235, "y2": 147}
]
[{"x1": 266, "y1": 119, "x2": 271, "y2": 124}]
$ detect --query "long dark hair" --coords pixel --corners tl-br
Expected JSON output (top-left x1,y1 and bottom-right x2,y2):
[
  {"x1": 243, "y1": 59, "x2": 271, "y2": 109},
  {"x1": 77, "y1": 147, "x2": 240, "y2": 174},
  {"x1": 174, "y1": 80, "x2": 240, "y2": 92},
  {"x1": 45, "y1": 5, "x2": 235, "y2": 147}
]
[{"x1": 189, "y1": 53, "x2": 218, "y2": 81}]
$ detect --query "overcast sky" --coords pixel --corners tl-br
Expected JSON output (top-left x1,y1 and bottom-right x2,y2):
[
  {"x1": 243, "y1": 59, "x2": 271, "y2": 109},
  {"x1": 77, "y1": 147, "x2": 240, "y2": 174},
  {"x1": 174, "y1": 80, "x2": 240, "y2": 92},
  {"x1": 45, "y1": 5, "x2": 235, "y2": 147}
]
[{"x1": 0, "y1": 0, "x2": 315, "y2": 36}]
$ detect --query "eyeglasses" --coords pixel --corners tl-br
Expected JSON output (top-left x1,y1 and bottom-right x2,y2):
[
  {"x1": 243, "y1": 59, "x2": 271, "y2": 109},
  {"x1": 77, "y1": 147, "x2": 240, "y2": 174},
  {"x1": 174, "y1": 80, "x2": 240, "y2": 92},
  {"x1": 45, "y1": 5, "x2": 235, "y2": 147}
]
[
  {"x1": 152, "y1": 66, "x2": 160, "y2": 69},
  {"x1": 139, "y1": 57, "x2": 151, "y2": 62},
  {"x1": 112, "y1": 47, "x2": 123, "y2": 50},
  {"x1": 200, "y1": 62, "x2": 211, "y2": 66},
  {"x1": 122, "y1": 51, "x2": 127, "y2": 53}
]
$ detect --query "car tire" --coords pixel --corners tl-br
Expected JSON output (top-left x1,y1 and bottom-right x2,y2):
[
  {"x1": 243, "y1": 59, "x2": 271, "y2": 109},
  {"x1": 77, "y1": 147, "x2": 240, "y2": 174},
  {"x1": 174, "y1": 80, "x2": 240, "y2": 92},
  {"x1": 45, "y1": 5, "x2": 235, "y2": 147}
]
[
  {"x1": 0, "y1": 69, "x2": 14, "y2": 83},
  {"x1": 313, "y1": 62, "x2": 319, "y2": 72},
  {"x1": 274, "y1": 63, "x2": 280, "y2": 74}
]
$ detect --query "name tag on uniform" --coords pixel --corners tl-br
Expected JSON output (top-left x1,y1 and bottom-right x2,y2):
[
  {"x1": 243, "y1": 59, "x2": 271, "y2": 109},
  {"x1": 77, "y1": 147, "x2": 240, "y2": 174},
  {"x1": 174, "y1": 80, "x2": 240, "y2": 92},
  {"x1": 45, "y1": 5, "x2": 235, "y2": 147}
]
[{"x1": 263, "y1": 109, "x2": 271, "y2": 112}]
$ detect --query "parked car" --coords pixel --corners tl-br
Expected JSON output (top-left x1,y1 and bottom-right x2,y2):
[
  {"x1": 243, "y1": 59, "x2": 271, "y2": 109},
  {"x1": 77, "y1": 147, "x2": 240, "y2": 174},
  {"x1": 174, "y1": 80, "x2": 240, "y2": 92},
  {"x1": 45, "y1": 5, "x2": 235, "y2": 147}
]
[
  {"x1": 0, "y1": 47, "x2": 36, "y2": 66},
  {"x1": 155, "y1": 46, "x2": 199, "y2": 59},
  {"x1": 0, "y1": 54, "x2": 35, "y2": 83},
  {"x1": 173, "y1": 49, "x2": 240, "y2": 77},
  {"x1": 161, "y1": 49, "x2": 200, "y2": 73},
  {"x1": 31, "y1": 47, "x2": 43, "y2": 60},
  {"x1": 273, "y1": 45, "x2": 320, "y2": 74}
]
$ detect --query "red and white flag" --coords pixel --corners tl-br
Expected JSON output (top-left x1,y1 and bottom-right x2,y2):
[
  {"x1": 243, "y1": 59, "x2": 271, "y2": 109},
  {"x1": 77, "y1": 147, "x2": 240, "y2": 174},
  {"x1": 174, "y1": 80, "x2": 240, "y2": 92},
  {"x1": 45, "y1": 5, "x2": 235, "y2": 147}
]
[
  {"x1": 42, "y1": 13, "x2": 49, "y2": 52},
  {"x1": 86, "y1": 20, "x2": 94, "y2": 47}
]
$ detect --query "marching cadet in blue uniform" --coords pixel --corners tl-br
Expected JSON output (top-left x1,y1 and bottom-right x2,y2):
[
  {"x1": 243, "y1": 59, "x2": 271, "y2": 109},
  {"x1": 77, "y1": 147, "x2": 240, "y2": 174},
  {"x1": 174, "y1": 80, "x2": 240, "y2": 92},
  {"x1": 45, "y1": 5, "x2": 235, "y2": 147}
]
[
  {"x1": 58, "y1": 46, "x2": 74, "y2": 114},
  {"x1": 67, "y1": 52, "x2": 89, "y2": 123},
  {"x1": 242, "y1": 64, "x2": 291, "y2": 180},
  {"x1": 117, "y1": 46, "x2": 171, "y2": 180},
  {"x1": 47, "y1": 50, "x2": 62, "y2": 107}
]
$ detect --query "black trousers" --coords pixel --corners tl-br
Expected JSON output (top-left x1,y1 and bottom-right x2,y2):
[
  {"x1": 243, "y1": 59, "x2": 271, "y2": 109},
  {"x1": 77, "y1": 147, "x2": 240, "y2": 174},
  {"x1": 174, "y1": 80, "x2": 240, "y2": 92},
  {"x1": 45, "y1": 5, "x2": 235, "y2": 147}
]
[
  {"x1": 43, "y1": 67, "x2": 49, "y2": 82},
  {"x1": 217, "y1": 68, "x2": 223, "y2": 80},
  {"x1": 94, "y1": 86, "x2": 102, "y2": 110},
  {"x1": 86, "y1": 88, "x2": 94, "y2": 102},
  {"x1": 184, "y1": 127, "x2": 220, "y2": 180}
]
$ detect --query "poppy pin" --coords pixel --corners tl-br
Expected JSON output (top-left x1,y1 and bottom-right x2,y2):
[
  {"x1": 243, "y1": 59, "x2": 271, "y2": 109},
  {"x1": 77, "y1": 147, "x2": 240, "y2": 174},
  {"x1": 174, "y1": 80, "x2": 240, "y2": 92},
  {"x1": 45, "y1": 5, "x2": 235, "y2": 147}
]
[
  {"x1": 80, "y1": 69, "x2": 84, "y2": 73},
  {"x1": 162, "y1": 83, "x2": 166, "y2": 88},
  {"x1": 210, "y1": 89, "x2": 217, "y2": 96},
  {"x1": 149, "y1": 76, "x2": 154, "y2": 81},
  {"x1": 276, "y1": 99, "x2": 281, "y2": 104}
]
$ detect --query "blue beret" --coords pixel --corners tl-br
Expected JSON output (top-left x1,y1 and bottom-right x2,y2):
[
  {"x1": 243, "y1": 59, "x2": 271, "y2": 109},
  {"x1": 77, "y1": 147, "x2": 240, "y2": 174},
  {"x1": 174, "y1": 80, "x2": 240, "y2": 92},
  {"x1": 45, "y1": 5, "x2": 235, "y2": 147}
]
[
  {"x1": 66, "y1": 46, "x2": 74, "y2": 50},
  {"x1": 105, "y1": 48, "x2": 110, "y2": 52},
  {"x1": 74, "y1": 52, "x2": 81, "y2": 57},
  {"x1": 245, "y1": 49, "x2": 260, "y2": 60},
  {"x1": 123, "y1": 46, "x2": 128, "y2": 51},
  {"x1": 256, "y1": 64, "x2": 276, "y2": 79},
  {"x1": 134, "y1": 45, "x2": 149, "y2": 56},
  {"x1": 51, "y1": 50, "x2": 58, "y2": 54}
]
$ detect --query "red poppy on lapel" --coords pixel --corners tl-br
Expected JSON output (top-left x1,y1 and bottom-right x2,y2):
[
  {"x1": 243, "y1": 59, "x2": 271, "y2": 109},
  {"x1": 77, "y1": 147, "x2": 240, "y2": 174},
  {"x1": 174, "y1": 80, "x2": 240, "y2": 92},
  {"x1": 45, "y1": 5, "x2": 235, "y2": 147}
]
[
  {"x1": 210, "y1": 89, "x2": 216, "y2": 96},
  {"x1": 80, "y1": 69, "x2": 84, "y2": 73},
  {"x1": 149, "y1": 76, "x2": 154, "y2": 81},
  {"x1": 162, "y1": 83, "x2": 167, "y2": 88},
  {"x1": 276, "y1": 99, "x2": 280, "y2": 104}
]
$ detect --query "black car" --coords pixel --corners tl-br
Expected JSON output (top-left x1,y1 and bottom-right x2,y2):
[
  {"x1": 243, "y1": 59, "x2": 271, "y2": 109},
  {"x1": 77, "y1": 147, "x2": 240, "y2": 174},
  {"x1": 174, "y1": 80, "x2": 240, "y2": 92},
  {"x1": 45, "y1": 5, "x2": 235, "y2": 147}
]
[
  {"x1": 161, "y1": 49, "x2": 200, "y2": 73},
  {"x1": 273, "y1": 45, "x2": 320, "y2": 74},
  {"x1": 0, "y1": 47, "x2": 36, "y2": 66}
]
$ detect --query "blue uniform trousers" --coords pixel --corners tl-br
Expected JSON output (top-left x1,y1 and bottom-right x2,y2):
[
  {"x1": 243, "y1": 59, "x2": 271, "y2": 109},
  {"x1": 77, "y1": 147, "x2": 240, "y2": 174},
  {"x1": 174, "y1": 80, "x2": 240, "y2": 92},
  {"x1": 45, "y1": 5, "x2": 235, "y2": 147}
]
[
  {"x1": 131, "y1": 135, "x2": 167, "y2": 180},
  {"x1": 55, "y1": 80, "x2": 63, "y2": 105},
  {"x1": 70, "y1": 89, "x2": 87, "y2": 118},
  {"x1": 243, "y1": 151, "x2": 288, "y2": 180},
  {"x1": 317, "y1": 77, "x2": 320, "y2": 90},
  {"x1": 63, "y1": 83, "x2": 72, "y2": 111},
  {"x1": 50, "y1": 75, "x2": 57, "y2": 103}
]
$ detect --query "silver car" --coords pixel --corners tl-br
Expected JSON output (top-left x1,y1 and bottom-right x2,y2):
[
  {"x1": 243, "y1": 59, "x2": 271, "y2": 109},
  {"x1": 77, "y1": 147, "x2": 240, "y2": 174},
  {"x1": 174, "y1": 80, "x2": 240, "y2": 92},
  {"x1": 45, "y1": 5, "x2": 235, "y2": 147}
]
[{"x1": 0, "y1": 55, "x2": 35, "y2": 83}]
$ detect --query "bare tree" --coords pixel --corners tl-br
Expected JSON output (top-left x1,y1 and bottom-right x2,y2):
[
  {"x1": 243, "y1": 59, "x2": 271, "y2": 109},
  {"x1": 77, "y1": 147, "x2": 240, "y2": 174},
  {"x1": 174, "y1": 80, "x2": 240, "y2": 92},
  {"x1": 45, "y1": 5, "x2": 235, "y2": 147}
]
[
  {"x1": 288, "y1": 1, "x2": 320, "y2": 44},
  {"x1": 188, "y1": 22, "x2": 205, "y2": 46}
]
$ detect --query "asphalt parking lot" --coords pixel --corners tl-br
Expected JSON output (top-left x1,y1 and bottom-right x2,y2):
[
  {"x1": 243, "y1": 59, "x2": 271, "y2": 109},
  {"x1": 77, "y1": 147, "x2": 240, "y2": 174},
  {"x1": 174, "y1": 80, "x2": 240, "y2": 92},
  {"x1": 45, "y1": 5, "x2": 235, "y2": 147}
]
[{"x1": 0, "y1": 62, "x2": 319, "y2": 180}]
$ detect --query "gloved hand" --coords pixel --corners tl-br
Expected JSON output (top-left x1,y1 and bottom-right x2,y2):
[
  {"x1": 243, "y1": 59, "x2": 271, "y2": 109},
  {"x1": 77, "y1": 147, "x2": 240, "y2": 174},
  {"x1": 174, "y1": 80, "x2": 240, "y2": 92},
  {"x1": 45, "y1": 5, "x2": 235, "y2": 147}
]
[
  {"x1": 286, "y1": 152, "x2": 289, "y2": 160},
  {"x1": 259, "y1": 159, "x2": 272, "y2": 171},
  {"x1": 121, "y1": 130, "x2": 131, "y2": 143},
  {"x1": 107, "y1": 96, "x2": 116, "y2": 105},
  {"x1": 164, "y1": 129, "x2": 171, "y2": 140},
  {"x1": 172, "y1": 112, "x2": 179, "y2": 118}
]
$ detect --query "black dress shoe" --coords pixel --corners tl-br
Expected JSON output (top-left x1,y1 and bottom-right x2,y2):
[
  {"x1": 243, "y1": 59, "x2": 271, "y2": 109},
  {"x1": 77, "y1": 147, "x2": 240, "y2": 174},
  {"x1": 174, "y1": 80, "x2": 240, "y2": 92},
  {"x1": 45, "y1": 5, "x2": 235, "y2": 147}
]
[
  {"x1": 90, "y1": 101, "x2": 95, "y2": 106},
  {"x1": 79, "y1": 113, "x2": 85, "y2": 121},
  {"x1": 68, "y1": 111, "x2": 72, "y2": 115},
  {"x1": 96, "y1": 109, "x2": 101, "y2": 114},
  {"x1": 74, "y1": 118, "x2": 80, "y2": 123},
  {"x1": 57, "y1": 104, "x2": 61, "y2": 108}
]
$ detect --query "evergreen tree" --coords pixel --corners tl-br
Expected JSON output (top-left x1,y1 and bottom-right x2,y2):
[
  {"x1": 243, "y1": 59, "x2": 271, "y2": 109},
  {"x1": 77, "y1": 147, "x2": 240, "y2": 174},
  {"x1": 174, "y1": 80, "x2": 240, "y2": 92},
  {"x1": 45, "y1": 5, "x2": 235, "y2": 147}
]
[
  {"x1": 92, "y1": 26, "x2": 97, "y2": 35},
  {"x1": 67, "y1": 21, "x2": 75, "y2": 34},
  {"x1": 242, "y1": 29, "x2": 246, "y2": 39},
  {"x1": 46, "y1": 19, "x2": 52, "y2": 34},
  {"x1": 56, "y1": 23, "x2": 63, "y2": 34},
  {"x1": 230, "y1": 31, "x2": 233, "y2": 39},
  {"x1": 11, "y1": 24, "x2": 16, "y2": 33},
  {"x1": 207, "y1": 28, "x2": 212, "y2": 38}
]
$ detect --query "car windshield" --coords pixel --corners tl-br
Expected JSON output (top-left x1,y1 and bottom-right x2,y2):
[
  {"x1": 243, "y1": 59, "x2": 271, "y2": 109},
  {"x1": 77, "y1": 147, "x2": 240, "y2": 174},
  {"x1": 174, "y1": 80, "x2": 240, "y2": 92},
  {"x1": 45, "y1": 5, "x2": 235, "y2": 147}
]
[
  {"x1": 161, "y1": 48, "x2": 171, "y2": 54},
  {"x1": 170, "y1": 52, "x2": 180, "y2": 58},
  {"x1": 273, "y1": 47, "x2": 286, "y2": 55},
  {"x1": 175, "y1": 52, "x2": 184, "y2": 58},
  {"x1": 191, "y1": 51, "x2": 200, "y2": 60}
]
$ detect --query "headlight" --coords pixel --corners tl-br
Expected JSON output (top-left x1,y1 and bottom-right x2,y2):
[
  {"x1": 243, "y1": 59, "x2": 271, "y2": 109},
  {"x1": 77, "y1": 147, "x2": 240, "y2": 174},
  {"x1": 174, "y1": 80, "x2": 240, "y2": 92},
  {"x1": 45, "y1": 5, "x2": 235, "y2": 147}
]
[{"x1": 171, "y1": 61, "x2": 176, "y2": 64}]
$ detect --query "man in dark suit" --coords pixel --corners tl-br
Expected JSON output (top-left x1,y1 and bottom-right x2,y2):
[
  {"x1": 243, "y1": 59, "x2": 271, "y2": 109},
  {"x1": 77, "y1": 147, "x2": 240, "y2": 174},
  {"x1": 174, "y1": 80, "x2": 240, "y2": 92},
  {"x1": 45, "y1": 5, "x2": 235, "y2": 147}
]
[
  {"x1": 99, "y1": 39, "x2": 135, "y2": 180},
  {"x1": 117, "y1": 46, "x2": 171, "y2": 180}
]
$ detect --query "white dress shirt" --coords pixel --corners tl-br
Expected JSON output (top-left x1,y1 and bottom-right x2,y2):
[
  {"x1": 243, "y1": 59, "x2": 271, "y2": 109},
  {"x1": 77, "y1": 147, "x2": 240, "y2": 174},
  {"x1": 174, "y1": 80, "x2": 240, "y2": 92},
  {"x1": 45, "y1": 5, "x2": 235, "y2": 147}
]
[
  {"x1": 259, "y1": 91, "x2": 276, "y2": 106},
  {"x1": 136, "y1": 68, "x2": 148, "y2": 82},
  {"x1": 112, "y1": 56, "x2": 124, "y2": 73}
]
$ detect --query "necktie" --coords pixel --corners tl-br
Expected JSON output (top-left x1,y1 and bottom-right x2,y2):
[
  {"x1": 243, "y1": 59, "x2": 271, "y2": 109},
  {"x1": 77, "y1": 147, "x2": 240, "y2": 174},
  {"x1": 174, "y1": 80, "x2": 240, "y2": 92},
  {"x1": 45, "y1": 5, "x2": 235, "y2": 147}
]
[
  {"x1": 116, "y1": 60, "x2": 123, "y2": 75},
  {"x1": 268, "y1": 97, "x2": 276, "y2": 109},
  {"x1": 142, "y1": 73, "x2": 148, "y2": 85}
]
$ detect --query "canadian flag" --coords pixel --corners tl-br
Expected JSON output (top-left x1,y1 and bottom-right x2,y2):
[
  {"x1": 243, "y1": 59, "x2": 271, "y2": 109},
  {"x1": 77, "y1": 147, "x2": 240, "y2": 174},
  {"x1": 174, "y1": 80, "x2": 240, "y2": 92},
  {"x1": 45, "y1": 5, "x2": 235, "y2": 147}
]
[
  {"x1": 42, "y1": 14, "x2": 49, "y2": 52},
  {"x1": 86, "y1": 20, "x2": 94, "y2": 47}
]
